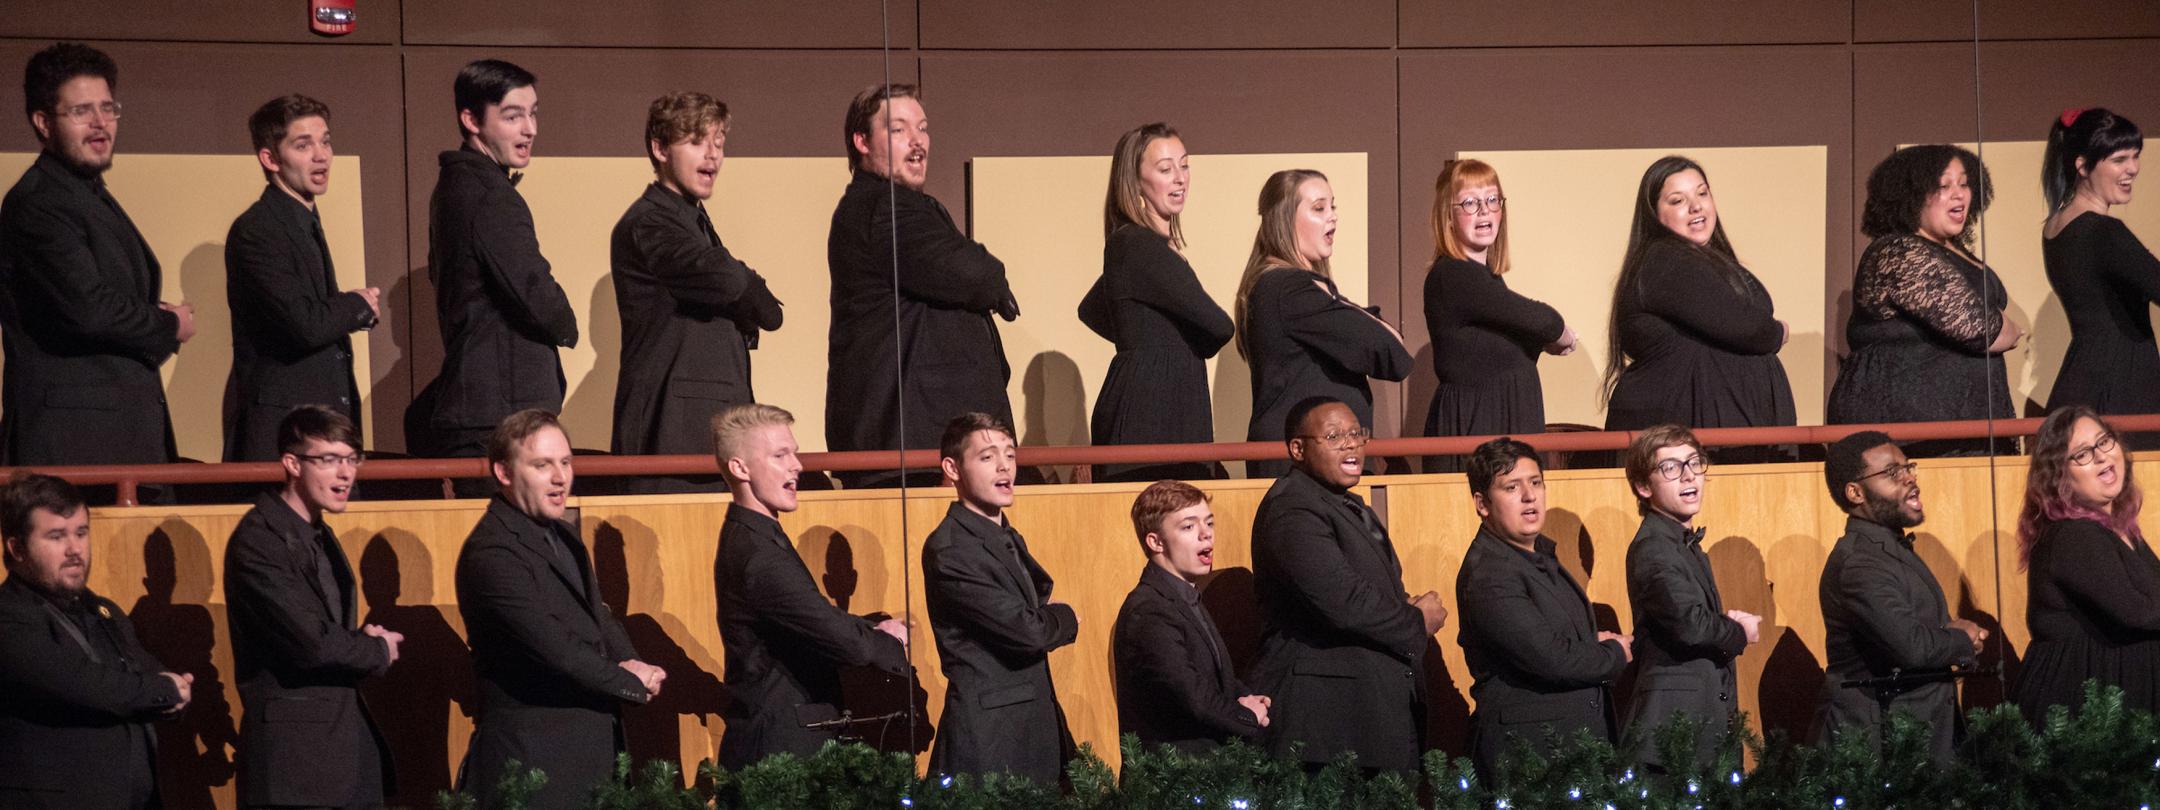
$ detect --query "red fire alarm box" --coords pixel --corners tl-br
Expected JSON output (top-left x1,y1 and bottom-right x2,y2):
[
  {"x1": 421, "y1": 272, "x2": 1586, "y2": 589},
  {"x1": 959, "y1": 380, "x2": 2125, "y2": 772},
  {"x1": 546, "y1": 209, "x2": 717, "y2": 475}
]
[{"x1": 311, "y1": 0, "x2": 356, "y2": 36}]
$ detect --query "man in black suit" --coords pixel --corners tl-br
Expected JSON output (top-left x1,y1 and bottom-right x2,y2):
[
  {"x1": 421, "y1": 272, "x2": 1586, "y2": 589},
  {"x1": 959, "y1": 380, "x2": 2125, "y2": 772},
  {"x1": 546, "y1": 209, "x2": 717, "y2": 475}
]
[
  {"x1": 1112, "y1": 479, "x2": 1269, "y2": 755},
  {"x1": 223, "y1": 95, "x2": 380, "y2": 462},
  {"x1": 921, "y1": 412, "x2": 1076, "y2": 784},
  {"x1": 610, "y1": 92, "x2": 782, "y2": 493},
  {"x1": 0, "y1": 43, "x2": 194, "y2": 471},
  {"x1": 1815, "y1": 431, "x2": 1984, "y2": 762},
  {"x1": 1619, "y1": 425, "x2": 1759, "y2": 769},
  {"x1": 1250, "y1": 397, "x2": 1447, "y2": 774},
  {"x1": 454, "y1": 410, "x2": 665, "y2": 810},
  {"x1": 712, "y1": 403, "x2": 908, "y2": 768},
  {"x1": 1456, "y1": 436, "x2": 1631, "y2": 778},
  {"x1": 0, "y1": 473, "x2": 190, "y2": 808},
  {"x1": 827, "y1": 84, "x2": 1019, "y2": 488},
  {"x1": 225, "y1": 406, "x2": 400, "y2": 808},
  {"x1": 413, "y1": 60, "x2": 577, "y2": 469}
]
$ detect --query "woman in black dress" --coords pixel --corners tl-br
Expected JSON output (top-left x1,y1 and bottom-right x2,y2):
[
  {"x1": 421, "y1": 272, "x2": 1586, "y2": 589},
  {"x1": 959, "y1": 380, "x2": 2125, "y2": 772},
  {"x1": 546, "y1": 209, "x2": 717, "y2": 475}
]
[
  {"x1": 1827, "y1": 145, "x2": 2021, "y2": 456},
  {"x1": 2013, "y1": 406, "x2": 2160, "y2": 720},
  {"x1": 2042, "y1": 108, "x2": 2159, "y2": 447},
  {"x1": 1233, "y1": 169, "x2": 1411, "y2": 479},
  {"x1": 1080, "y1": 123, "x2": 1234, "y2": 481},
  {"x1": 1601, "y1": 156, "x2": 1795, "y2": 459},
  {"x1": 1421, "y1": 159, "x2": 1576, "y2": 472}
]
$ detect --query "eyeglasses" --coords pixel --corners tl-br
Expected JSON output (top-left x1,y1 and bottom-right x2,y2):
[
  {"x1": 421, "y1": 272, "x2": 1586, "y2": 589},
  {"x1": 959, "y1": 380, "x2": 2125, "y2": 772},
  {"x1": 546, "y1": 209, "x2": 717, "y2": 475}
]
[
  {"x1": 1452, "y1": 196, "x2": 1505, "y2": 214},
  {"x1": 1296, "y1": 427, "x2": 1372, "y2": 451},
  {"x1": 1653, "y1": 454, "x2": 1708, "y2": 481},
  {"x1": 56, "y1": 101, "x2": 121, "y2": 124},
  {"x1": 1855, "y1": 461, "x2": 1918, "y2": 485},
  {"x1": 296, "y1": 452, "x2": 365, "y2": 469},
  {"x1": 2070, "y1": 433, "x2": 2120, "y2": 467}
]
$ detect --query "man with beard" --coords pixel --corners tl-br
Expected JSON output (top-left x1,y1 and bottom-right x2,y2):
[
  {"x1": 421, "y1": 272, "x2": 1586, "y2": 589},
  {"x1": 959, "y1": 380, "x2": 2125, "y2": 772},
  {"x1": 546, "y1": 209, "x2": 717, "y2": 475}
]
[
  {"x1": 0, "y1": 44, "x2": 193, "y2": 475},
  {"x1": 1251, "y1": 396, "x2": 1447, "y2": 775},
  {"x1": 711, "y1": 402, "x2": 908, "y2": 768},
  {"x1": 413, "y1": 60, "x2": 577, "y2": 480},
  {"x1": 826, "y1": 84, "x2": 1019, "y2": 488},
  {"x1": 0, "y1": 473, "x2": 190, "y2": 808},
  {"x1": 1815, "y1": 431, "x2": 1985, "y2": 762},
  {"x1": 225, "y1": 406, "x2": 400, "y2": 808},
  {"x1": 223, "y1": 96, "x2": 380, "y2": 461}
]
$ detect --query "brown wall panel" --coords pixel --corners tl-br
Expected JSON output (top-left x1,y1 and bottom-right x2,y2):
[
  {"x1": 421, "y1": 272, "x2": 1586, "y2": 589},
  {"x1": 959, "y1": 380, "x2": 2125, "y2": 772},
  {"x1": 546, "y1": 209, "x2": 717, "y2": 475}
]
[
  {"x1": 1856, "y1": 0, "x2": 2160, "y2": 43},
  {"x1": 0, "y1": 1, "x2": 404, "y2": 45},
  {"x1": 402, "y1": 1, "x2": 913, "y2": 49},
  {"x1": 1395, "y1": 46, "x2": 1854, "y2": 434},
  {"x1": 1400, "y1": 1, "x2": 1847, "y2": 48},
  {"x1": 920, "y1": 0, "x2": 1393, "y2": 49},
  {"x1": 920, "y1": 50, "x2": 1406, "y2": 437}
]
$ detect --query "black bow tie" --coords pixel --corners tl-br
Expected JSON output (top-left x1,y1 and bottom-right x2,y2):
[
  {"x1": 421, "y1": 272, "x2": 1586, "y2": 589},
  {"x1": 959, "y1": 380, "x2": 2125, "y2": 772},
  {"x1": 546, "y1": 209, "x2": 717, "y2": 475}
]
[
  {"x1": 507, "y1": 171, "x2": 523, "y2": 187},
  {"x1": 1684, "y1": 526, "x2": 1706, "y2": 546}
]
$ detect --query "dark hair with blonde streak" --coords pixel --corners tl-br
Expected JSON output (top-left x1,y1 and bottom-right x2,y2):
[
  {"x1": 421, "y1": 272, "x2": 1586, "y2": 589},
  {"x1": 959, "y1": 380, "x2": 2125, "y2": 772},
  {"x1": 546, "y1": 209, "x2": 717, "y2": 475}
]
[
  {"x1": 1104, "y1": 122, "x2": 1185, "y2": 249},
  {"x1": 2018, "y1": 406, "x2": 2144, "y2": 570},
  {"x1": 1233, "y1": 169, "x2": 1331, "y2": 360},
  {"x1": 644, "y1": 91, "x2": 730, "y2": 172},
  {"x1": 1431, "y1": 159, "x2": 1510, "y2": 275}
]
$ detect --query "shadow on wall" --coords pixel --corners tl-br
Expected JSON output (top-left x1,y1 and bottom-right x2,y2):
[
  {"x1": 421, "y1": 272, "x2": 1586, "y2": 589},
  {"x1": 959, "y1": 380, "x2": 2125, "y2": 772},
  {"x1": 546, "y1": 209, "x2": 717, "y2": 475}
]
[
  {"x1": 1021, "y1": 350, "x2": 1088, "y2": 483},
  {"x1": 129, "y1": 521, "x2": 237, "y2": 809},
  {"x1": 798, "y1": 523, "x2": 933, "y2": 756},
  {"x1": 357, "y1": 529, "x2": 474, "y2": 809},
  {"x1": 1748, "y1": 534, "x2": 1827, "y2": 743},
  {"x1": 371, "y1": 265, "x2": 425, "y2": 454},
  {"x1": 593, "y1": 518, "x2": 728, "y2": 782},
  {"x1": 2022, "y1": 291, "x2": 2071, "y2": 416},
  {"x1": 562, "y1": 273, "x2": 621, "y2": 453},
  {"x1": 1959, "y1": 528, "x2": 2021, "y2": 710},
  {"x1": 172, "y1": 243, "x2": 229, "y2": 462},
  {"x1": 1211, "y1": 347, "x2": 1253, "y2": 480}
]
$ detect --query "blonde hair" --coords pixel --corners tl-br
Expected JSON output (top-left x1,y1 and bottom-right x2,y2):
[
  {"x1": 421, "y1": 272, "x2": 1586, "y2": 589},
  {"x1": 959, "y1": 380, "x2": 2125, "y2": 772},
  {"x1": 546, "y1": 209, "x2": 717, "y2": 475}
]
[
  {"x1": 1105, "y1": 122, "x2": 1185, "y2": 249},
  {"x1": 1234, "y1": 169, "x2": 1331, "y2": 360},
  {"x1": 1431, "y1": 159, "x2": 1510, "y2": 275},
  {"x1": 710, "y1": 403, "x2": 795, "y2": 474}
]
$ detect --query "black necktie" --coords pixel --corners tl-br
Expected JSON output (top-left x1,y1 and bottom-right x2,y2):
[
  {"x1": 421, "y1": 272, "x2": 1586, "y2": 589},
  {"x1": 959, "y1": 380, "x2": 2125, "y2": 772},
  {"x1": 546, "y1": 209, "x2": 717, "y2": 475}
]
[
  {"x1": 309, "y1": 211, "x2": 337, "y2": 293},
  {"x1": 1005, "y1": 533, "x2": 1040, "y2": 604},
  {"x1": 1185, "y1": 589, "x2": 1228, "y2": 678},
  {"x1": 694, "y1": 202, "x2": 721, "y2": 247},
  {"x1": 312, "y1": 528, "x2": 346, "y2": 628}
]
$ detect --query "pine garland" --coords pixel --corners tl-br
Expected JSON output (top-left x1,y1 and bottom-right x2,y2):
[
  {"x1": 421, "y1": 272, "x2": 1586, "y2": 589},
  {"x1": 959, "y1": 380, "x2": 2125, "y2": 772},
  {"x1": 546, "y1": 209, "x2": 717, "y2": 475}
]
[{"x1": 436, "y1": 682, "x2": 2160, "y2": 809}]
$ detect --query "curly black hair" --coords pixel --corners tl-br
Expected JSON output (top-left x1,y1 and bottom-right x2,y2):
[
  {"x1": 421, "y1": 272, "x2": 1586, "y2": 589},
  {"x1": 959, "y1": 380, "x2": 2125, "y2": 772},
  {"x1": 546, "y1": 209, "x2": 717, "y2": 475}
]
[
  {"x1": 1860, "y1": 144, "x2": 1992, "y2": 248},
  {"x1": 21, "y1": 42, "x2": 116, "y2": 120}
]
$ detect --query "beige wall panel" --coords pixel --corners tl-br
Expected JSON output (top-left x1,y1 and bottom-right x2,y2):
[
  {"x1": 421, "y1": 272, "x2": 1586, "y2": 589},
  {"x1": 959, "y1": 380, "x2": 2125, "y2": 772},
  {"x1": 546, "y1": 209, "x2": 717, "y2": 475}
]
[
  {"x1": 971, "y1": 153, "x2": 1371, "y2": 478},
  {"x1": 0, "y1": 153, "x2": 372, "y2": 457},
  {"x1": 1458, "y1": 146, "x2": 1829, "y2": 427},
  {"x1": 513, "y1": 156, "x2": 852, "y2": 452}
]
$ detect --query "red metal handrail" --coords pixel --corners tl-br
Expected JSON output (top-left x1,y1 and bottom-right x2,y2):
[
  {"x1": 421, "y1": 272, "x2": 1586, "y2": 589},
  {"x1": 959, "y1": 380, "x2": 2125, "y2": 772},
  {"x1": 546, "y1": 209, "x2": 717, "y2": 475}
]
[{"x1": 16, "y1": 414, "x2": 2160, "y2": 506}]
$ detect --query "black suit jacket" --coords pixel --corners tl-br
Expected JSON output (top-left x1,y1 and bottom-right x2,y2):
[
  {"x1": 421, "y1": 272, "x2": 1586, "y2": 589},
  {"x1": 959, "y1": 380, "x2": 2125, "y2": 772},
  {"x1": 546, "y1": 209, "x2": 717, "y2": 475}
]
[
  {"x1": 1239, "y1": 268, "x2": 1411, "y2": 479},
  {"x1": 0, "y1": 576, "x2": 180, "y2": 808},
  {"x1": 1816, "y1": 515, "x2": 1973, "y2": 762},
  {"x1": 825, "y1": 171, "x2": 1014, "y2": 483},
  {"x1": 715, "y1": 504, "x2": 907, "y2": 768},
  {"x1": 418, "y1": 148, "x2": 578, "y2": 442},
  {"x1": 0, "y1": 152, "x2": 179, "y2": 466},
  {"x1": 225, "y1": 492, "x2": 393, "y2": 805},
  {"x1": 1249, "y1": 467, "x2": 1428, "y2": 772},
  {"x1": 222, "y1": 185, "x2": 373, "y2": 461},
  {"x1": 455, "y1": 496, "x2": 649, "y2": 810},
  {"x1": 1622, "y1": 512, "x2": 1746, "y2": 768},
  {"x1": 609, "y1": 183, "x2": 782, "y2": 459},
  {"x1": 922, "y1": 502, "x2": 1077, "y2": 784},
  {"x1": 1112, "y1": 563, "x2": 1260, "y2": 755},
  {"x1": 1456, "y1": 526, "x2": 1627, "y2": 776}
]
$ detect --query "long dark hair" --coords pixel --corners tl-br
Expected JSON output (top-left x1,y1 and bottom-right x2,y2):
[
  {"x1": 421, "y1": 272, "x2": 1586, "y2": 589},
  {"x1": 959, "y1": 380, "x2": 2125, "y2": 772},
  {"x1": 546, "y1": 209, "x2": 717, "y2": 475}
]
[
  {"x1": 1599, "y1": 156, "x2": 1745, "y2": 407},
  {"x1": 2042, "y1": 107, "x2": 2143, "y2": 211},
  {"x1": 2017, "y1": 405, "x2": 2144, "y2": 570}
]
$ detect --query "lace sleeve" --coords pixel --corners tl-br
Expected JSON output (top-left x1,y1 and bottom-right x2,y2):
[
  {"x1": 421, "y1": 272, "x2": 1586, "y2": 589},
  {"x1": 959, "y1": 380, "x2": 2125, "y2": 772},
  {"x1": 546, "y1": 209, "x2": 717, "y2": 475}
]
[{"x1": 1855, "y1": 235, "x2": 2002, "y2": 353}]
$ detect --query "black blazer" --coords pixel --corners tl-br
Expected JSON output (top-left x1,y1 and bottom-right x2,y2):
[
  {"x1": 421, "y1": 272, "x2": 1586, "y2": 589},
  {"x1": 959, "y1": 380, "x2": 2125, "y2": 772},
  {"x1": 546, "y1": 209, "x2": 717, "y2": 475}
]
[
  {"x1": 0, "y1": 152, "x2": 179, "y2": 466},
  {"x1": 1249, "y1": 467, "x2": 1428, "y2": 772},
  {"x1": 225, "y1": 492, "x2": 393, "y2": 805},
  {"x1": 1080, "y1": 223, "x2": 1233, "y2": 480},
  {"x1": 222, "y1": 185, "x2": 373, "y2": 461},
  {"x1": 1456, "y1": 526, "x2": 1627, "y2": 777},
  {"x1": 1622, "y1": 512, "x2": 1746, "y2": 768},
  {"x1": 825, "y1": 171, "x2": 1015, "y2": 479},
  {"x1": 419, "y1": 148, "x2": 579, "y2": 440},
  {"x1": 609, "y1": 183, "x2": 783, "y2": 458},
  {"x1": 1816, "y1": 515, "x2": 1973, "y2": 762},
  {"x1": 455, "y1": 496, "x2": 650, "y2": 810},
  {"x1": 921, "y1": 502, "x2": 1077, "y2": 784},
  {"x1": 1112, "y1": 563, "x2": 1260, "y2": 755},
  {"x1": 1240, "y1": 268, "x2": 1410, "y2": 479},
  {"x1": 715, "y1": 504, "x2": 907, "y2": 769},
  {"x1": 0, "y1": 576, "x2": 180, "y2": 808}
]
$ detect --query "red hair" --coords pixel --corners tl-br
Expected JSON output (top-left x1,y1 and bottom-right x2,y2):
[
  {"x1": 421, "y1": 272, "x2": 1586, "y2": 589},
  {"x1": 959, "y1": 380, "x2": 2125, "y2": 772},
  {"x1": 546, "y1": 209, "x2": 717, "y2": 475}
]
[{"x1": 2018, "y1": 406, "x2": 2144, "y2": 570}]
